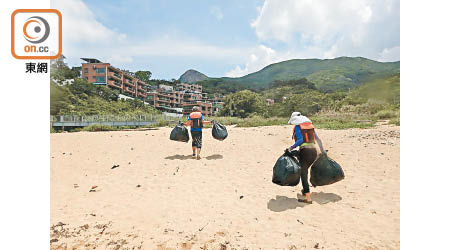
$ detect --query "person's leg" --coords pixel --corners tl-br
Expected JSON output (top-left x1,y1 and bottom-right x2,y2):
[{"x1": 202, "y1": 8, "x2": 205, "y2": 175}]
[
  {"x1": 299, "y1": 163, "x2": 310, "y2": 196},
  {"x1": 191, "y1": 131, "x2": 197, "y2": 157},
  {"x1": 298, "y1": 147, "x2": 317, "y2": 203},
  {"x1": 196, "y1": 132, "x2": 202, "y2": 160},
  {"x1": 291, "y1": 149, "x2": 308, "y2": 195}
]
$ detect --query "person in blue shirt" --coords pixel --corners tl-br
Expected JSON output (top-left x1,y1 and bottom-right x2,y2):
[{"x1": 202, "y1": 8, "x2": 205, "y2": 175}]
[
  {"x1": 184, "y1": 106, "x2": 211, "y2": 160},
  {"x1": 286, "y1": 112, "x2": 324, "y2": 204}
]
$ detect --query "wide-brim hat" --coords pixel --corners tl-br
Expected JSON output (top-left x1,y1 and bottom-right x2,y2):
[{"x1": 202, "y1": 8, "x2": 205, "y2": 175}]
[{"x1": 288, "y1": 112, "x2": 311, "y2": 125}]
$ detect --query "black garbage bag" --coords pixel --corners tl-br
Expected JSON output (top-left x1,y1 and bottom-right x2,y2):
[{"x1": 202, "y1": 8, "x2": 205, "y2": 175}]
[
  {"x1": 169, "y1": 122, "x2": 189, "y2": 142},
  {"x1": 310, "y1": 153, "x2": 345, "y2": 187},
  {"x1": 212, "y1": 121, "x2": 228, "y2": 140},
  {"x1": 272, "y1": 151, "x2": 301, "y2": 186}
]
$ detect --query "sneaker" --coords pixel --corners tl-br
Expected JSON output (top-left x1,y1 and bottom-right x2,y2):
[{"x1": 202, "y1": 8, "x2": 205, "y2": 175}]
[
  {"x1": 192, "y1": 153, "x2": 196, "y2": 158},
  {"x1": 196, "y1": 155, "x2": 201, "y2": 160}
]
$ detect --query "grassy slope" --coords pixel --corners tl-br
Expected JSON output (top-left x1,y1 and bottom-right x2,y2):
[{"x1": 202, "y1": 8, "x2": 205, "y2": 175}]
[
  {"x1": 348, "y1": 73, "x2": 400, "y2": 105},
  {"x1": 50, "y1": 81, "x2": 159, "y2": 116},
  {"x1": 203, "y1": 57, "x2": 399, "y2": 92}
]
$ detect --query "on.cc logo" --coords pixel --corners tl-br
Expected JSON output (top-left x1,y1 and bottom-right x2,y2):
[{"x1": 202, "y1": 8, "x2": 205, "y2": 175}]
[
  {"x1": 11, "y1": 9, "x2": 62, "y2": 60},
  {"x1": 23, "y1": 16, "x2": 50, "y2": 44}
]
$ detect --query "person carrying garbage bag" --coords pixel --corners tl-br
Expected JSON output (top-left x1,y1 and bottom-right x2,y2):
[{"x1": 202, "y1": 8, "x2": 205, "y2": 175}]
[
  {"x1": 184, "y1": 106, "x2": 211, "y2": 160},
  {"x1": 286, "y1": 111, "x2": 325, "y2": 204}
]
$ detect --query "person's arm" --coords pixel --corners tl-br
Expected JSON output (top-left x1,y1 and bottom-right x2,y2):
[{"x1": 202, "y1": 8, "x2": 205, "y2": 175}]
[
  {"x1": 315, "y1": 131, "x2": 325, "y2": 154},
  {"x1": 184, "y1": 116, "x2": 191, "y2": 126},
  {"x1": 290, "y1": 126, "x2": 303, "y2": 150},
  {"x1": 201, "y1": 114, "x2": 212, "y2": 124}
]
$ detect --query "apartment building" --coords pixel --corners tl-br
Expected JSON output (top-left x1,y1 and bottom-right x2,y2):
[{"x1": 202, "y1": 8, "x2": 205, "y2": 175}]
[
  {"x1": 145, "y1": 82, "x2": 218, "y2": 116},
  {"x1": 81, "y1": 58, "x2": 147, "y2": 99},
  {"x1": 211, "y1": 101, "x2": 224, "y2": 115},
  {"x1": 79, "y1": 58, "x2": 223, "y2": 116},
  {"x1": 176, "y1": 83, "x2": 202, "y2": 93},
  {"x1": 182, "y1": 101, "x2": 213, "y2": 116}
]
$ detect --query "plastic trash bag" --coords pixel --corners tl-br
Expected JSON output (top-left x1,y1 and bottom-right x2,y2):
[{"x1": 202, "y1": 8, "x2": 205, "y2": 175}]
[
  {"x1": 310, "y1": 153, "x2": 345, "y2": 187},
  {"x1": 170, "y1": 122, "x2": 189, "y2": 142},
  {"x1": 272, "y1": 151, "x2": 301, "y2": 186},
  {"x1": 212, "y1": 121, "x2": 228, "y2": 140}
]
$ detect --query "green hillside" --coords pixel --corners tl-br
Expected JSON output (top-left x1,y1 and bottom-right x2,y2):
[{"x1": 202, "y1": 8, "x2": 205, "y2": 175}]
[
  {"x1": 50, "y1": 79, "x2": 159, "y2": 116},
  {"x1": 199, "y1": 57, "x2": 399, "y2": 93},
  {"x1": 217, "y1": 74, "x2": 400, "y2": 128}
]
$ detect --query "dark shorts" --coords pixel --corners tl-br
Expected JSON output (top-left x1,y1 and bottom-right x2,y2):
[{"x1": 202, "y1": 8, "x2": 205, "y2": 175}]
[{"x1": 191, "y1": 131, "x2": 202, "y2": 148}]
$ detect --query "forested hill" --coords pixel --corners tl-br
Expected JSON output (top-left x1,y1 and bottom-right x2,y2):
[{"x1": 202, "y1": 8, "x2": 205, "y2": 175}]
[{"x1": 196, "y1": 57, "x2": 399, "y2": 93}]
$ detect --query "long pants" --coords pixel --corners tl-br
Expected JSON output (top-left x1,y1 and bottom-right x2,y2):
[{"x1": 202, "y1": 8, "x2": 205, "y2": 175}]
[{"x1": 293, "y1": 147, "x2": 317, "y2": 194}]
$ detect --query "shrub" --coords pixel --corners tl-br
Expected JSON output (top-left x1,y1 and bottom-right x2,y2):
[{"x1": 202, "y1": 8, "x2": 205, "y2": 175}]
[
  {"x1": 235, "y1": 116, "x2": 287, "y2": 127},
  {"x1": 352, "y1": 99, "x2": 389, "y2": 115},
  {"x1": 310, "y1": 112, "x2": 375, "y2": 130},
  {"x1": 146, "y1": 119, "x2": 170, "y2": 128},
  {"x1": 375, "y1": 109, "x2": 399, "y2": 119},
  {"x1": 219, "y1": 90, "x2": 266, "y2": 118},
  {"x1": 389, "y1": 117, "x2": 400, "y2": 126},
  {"x1": 82, "y1": 124, "x2": 117, "y2": 132}
]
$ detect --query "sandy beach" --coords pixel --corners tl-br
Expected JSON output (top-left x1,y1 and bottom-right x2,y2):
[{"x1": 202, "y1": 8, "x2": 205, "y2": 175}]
[{"x1": 50, "y1": 124, "x2": 399, "y2": 249}]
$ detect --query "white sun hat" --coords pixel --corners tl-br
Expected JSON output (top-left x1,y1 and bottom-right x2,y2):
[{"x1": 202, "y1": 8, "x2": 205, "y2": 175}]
[{"x1": 288, "y1": 112, "x2": 311, "y2": 125}]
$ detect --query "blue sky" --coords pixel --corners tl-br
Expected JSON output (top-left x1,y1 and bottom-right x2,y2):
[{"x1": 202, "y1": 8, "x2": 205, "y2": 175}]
[{"x1": 52, "y1": 0, "x2": 400, "y2": 79}]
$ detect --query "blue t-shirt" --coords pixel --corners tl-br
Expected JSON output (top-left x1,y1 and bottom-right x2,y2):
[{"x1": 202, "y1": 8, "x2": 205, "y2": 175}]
[
  {"x1": 291, "y1": 125, "x2": 304, "y2": 148},
  {"x1": 187, "y1": 114, "x2": 204, "y2": 132}
]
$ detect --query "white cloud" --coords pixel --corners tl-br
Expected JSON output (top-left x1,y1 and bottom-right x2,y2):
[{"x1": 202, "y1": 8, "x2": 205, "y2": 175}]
[
  {"x1": 52, "y1": 0, "x2": 126, "y2": 44},
  {"x1": 250, "y1": 0, "x2": 378, "y2": 44},
  {"x1": 52, "y1": 0, "x2": 247, "y2": 69},
  {"x1": 228, "y1": 0, "x2": 400, "y2": 77},
  {"x1": 378, "y1": 46, "x2": 400, "y2": 62},
  {"x1": 226, "y1": 45, "x2": 280, "y2": 77},
  {"x1": 123, "y1": 36, "x2": 246, "y2": 59},
  {"x1": 52, "y1": 0, "x2": 399, "y2": 79},
  {"x1": 224, "y1": 44, "x2": 326, "y2": 77},
  {"x1": 210, "y1": 6, "x2": 224, "y2": 21}
]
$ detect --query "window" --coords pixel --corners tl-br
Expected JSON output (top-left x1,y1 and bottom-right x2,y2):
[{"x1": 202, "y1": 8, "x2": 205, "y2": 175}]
[
  {"x1": 96, "y1": 76, "x2": 106, "y2": 82},
  {"x1": 96, "y1": 68, "x2": 105, "y2": 74},
  {"x1": 84, "y1": 68, "x2": 88, "y2": 74}
]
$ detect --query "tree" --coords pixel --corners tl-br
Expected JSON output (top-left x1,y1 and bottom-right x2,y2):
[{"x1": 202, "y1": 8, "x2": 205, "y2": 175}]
[
  {"x1": 135, "y1": 70, "x2": 152, "y2": 83},
  {"x1": 68, "y1": 78, "x2": 96, "y2": 96},
  {"x1": 219, "y1": 90, "x2": 265, "y2": 118},
  {"x1": 50, "y1": 61, "x2": 78, "y2": 82},
  {"x1": 282, "y1": 90, "x2": 326, "y2": 116},
  {"x1": 270, "y1": 78, "x2": 316, "y2": 90},
  {"x1": 50, "y1": 81, "x2": 70, "y2": 115}
]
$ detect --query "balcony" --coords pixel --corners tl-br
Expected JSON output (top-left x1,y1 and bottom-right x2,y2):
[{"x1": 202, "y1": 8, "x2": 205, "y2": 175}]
[
  {"x1": 124, "y1": 87, "x2": 134, "y2": 93},
  {"x1": 158, "y1": 98, "x2": 170, "y2": 103},
  {"x1": 123, "y1": 80, "x2": 133, "y2": 87},
  {"x1": 124, "y1": 75, "x2": 133, "y2": 82},
  {"x1": 107, "y1": 79, "x2": 122, "y2": 88},
  {"x1": 109, "y1": 72, "x2": 122, "y2": 81},
  {"x1": 108, "y1": 77, "x2": 121, "y2": 84}
]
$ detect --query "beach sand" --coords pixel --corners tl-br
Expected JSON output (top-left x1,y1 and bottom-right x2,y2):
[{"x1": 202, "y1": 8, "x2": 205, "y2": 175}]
[{"x1": 50, "y1": 125, "x2": 400, "y2": 249}]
